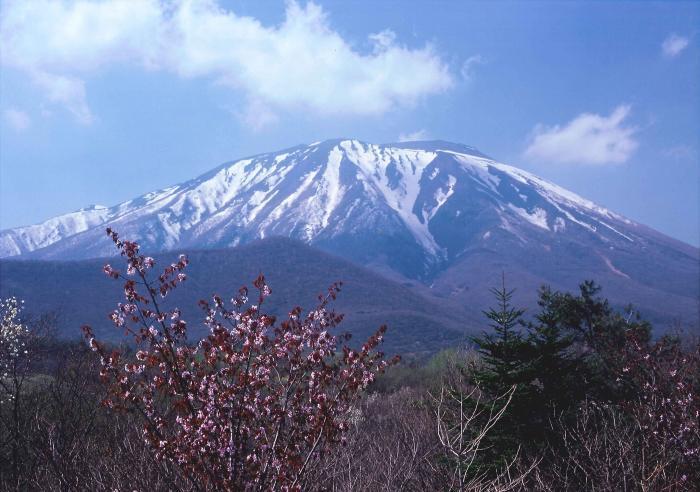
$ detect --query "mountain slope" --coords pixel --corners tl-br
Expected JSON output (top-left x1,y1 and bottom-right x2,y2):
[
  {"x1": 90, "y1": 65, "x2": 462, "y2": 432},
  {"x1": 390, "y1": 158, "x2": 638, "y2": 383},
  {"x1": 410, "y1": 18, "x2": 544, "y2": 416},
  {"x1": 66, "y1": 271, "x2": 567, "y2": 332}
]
[
  {"x1": 0, "y1": 238, "x2": 465, "y2": 355},
  {"x1": 1, "y1": 139, "x2": 697, "y2": 330}
]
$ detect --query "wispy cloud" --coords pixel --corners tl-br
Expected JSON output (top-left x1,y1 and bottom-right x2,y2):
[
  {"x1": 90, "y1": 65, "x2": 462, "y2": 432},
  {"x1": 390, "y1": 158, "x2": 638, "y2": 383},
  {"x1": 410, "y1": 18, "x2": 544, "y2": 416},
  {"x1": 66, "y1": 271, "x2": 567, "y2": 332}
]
[
  {"x1": 240, "y1": 99, "x2": 279, "y2": 132},
  {"x1": 0, "y1": 0, "x2": 453, "y2": 126},
  {"x1": 32, "y1": 72, "x2": 93, "y2": 124},
  {"x1": 2, "y1": 108, "x2": 31, "y2": 131},
  {"x1": 398, "y1": 129, "x2": 430, "y2": 142},
  {"x1": 662, "y1": 33, "x2": 689, "y2": 58},
  {"x1": 663, "y1": 144, "x2": 696, "y2": 161},
  {"x1": 524, "y1": 105, "x2": 638, "y2": 165},
  {"x1": 460, "y1": 54, "x2": 484, "y2": 81}
]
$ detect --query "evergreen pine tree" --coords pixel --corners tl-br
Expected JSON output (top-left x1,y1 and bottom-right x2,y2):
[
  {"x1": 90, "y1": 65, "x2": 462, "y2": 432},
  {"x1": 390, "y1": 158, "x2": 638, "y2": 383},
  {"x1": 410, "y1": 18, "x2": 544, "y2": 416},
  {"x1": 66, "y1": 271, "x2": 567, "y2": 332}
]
[
  {"x1": 470, "y1": 275, "x2": 530, "y2": 394},
  {"x1": 468, "y1": 275, "x2": 533, "y2": 465},
  {"x1": 467, "y1": 278, "x2": 655, "y2": 471},
  {"x1": 534, "y1": 281, "x2": 651, "y2": 404},
  {"x1": 519, "y1": 286, "x2": 587, "y2": 447}
]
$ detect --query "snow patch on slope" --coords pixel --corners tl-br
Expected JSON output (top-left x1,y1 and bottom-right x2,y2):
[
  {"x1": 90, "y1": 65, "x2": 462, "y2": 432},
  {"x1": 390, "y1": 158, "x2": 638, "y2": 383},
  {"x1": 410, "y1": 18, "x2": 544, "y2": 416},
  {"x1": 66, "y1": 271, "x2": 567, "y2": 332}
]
[
  {"x1": 599, "y1": 221, "x2": 634, "y2": 242},
  {"x1": 320, "y1": 147, "x2": 345, "y2": 228},
  {"x1": 443, "y1": 151, "x2": 501, "y2": 194},
  {"x1": 508, "y1": 205, "x2": 549, "y2": 230},
  {"x1": 424, "y1": 175, "x2": 456, "y2": 221},
  {"x1": 341, "y1": 140, "x2": 442, "y2": 254}
]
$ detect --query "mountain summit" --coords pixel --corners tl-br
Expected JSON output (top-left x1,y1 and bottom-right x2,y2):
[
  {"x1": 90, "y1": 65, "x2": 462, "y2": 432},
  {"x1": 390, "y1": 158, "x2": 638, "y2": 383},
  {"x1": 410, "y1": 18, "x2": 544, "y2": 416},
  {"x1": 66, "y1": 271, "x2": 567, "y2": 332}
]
[{"x1": 1, "y1": 139, "x2": 697, "y2": 328}]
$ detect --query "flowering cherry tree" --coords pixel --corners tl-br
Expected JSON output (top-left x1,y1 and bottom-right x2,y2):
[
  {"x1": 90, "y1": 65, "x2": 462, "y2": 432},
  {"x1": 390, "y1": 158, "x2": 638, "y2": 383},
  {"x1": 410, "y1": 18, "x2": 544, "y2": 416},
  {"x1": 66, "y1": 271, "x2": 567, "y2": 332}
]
[
  {"x1": 83, "y1": 229, "x2": 398, "y2": 490},
  {"x1": 618, "y1": 331, "x2": 700, "y2": 485},
  {"x1": 0, "y1": 297, "x2": 29, "y2": 403}
]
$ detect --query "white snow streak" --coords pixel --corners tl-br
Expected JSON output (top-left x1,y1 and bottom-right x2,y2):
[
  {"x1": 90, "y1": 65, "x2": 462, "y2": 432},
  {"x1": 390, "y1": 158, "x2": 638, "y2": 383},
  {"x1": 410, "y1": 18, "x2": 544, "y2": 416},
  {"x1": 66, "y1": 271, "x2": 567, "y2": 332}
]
[
  {"x1": 341, "y1": 140, "x2": 441, "y2": 254},
  {"x1": 508, "y1": 205, "x2": 549, "y2": 230}
]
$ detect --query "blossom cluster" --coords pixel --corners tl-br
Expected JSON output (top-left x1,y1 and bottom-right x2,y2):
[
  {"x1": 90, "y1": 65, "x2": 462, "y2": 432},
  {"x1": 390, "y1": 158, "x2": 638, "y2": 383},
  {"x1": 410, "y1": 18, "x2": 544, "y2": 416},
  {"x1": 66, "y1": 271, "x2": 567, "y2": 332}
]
[
  {"x1": 0, "y1": 297, "x2": 29, "y2": 382},
  {"x1": 618, "y1": 331, "x2": 700, "y2": 477},
  {"x1": 83, "y1": 229, "x2": 398, "y2": 490}
]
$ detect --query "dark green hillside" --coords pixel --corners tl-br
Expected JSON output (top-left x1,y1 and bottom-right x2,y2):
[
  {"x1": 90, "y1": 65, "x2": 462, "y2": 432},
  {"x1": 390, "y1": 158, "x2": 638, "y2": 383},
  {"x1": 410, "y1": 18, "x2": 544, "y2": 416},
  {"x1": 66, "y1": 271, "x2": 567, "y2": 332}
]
[{"x1": 0, "y1": 237, "x2": 465, "y2": 355}]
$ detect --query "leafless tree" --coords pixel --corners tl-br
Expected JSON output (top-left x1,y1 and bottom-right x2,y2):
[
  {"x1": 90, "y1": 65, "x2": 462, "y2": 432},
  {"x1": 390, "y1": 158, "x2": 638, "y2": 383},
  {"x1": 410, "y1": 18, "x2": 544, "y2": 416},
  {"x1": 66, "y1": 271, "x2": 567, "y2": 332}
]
[{"x1": 431, "y1": 382, "x2": 537, "y2": 492}]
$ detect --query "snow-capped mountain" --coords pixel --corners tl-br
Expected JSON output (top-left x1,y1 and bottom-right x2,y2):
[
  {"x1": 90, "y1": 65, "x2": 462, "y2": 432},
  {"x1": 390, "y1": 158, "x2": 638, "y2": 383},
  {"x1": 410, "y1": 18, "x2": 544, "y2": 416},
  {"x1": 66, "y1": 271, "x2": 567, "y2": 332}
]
[
  {"x1": 2, "y1": 139, "x2": 698, "y2": 328},
  {"x1": 0, "y1": 140, "x2": 660, "y2": 263}
]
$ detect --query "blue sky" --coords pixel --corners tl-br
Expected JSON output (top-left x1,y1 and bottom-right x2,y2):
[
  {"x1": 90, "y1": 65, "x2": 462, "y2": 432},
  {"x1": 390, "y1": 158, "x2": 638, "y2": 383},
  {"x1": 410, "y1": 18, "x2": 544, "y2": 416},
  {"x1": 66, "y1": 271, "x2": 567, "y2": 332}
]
[{"x1": 1, "y1": 0, "x2": 698, "y2": 245}]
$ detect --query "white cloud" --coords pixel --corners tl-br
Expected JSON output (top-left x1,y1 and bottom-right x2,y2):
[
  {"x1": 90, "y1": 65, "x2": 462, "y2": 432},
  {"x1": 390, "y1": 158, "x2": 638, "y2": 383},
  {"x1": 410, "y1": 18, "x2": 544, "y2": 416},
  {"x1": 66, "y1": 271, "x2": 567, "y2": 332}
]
[
  {"x1": 240, "y1": 99, "x2": 279, "y2": 132},
  {"x1": 32, "y1": 71, "x2": 93, "y2": 124},
  {"x1": 460, "y1": 54, "x2": 484, "y2": 81},
  {"x1": 398, "y1": 129, "x2": 430, "y2": 142},
  {"x1": 368, "y1": 29, "x2": 397, "y2": 54},
  {"x1": 524, "y1": 105, "x2": 639, "y2": 165},
  {"x1": 3, "y1": 108, "x2": 31, "y2": 131},
  {"x1": 0, "y1": 0, "x2": 453, "y2": 125},
  {"x1": 662, "y1": 33, "x2": 689, "y2": 58}
]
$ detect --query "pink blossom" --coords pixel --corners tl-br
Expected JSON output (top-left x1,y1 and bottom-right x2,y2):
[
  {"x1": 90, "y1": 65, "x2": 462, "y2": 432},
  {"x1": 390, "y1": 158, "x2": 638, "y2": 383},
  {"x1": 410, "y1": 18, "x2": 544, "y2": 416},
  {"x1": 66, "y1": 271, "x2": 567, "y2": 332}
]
[{"x1": 83, "y1": 229, "x2": 398, "y2": 490}]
